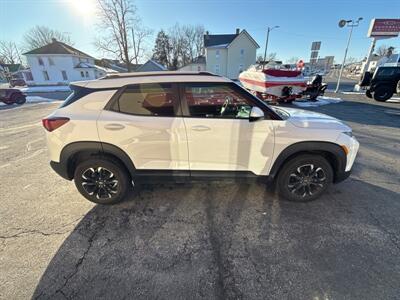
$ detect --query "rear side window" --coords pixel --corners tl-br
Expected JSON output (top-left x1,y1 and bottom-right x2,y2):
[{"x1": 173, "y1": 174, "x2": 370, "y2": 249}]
[
  {"x1": 60, "y1": 85, "x2": 116, "y2": 108},
  {"x1": 115, "y1": 83, "x2": 179, "y2": 117}
]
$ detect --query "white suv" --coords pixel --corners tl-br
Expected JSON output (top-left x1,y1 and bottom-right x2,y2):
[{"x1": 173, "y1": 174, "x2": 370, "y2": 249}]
[{"x1": 42, "y1": 71, "x2": 359, "y2": 204}]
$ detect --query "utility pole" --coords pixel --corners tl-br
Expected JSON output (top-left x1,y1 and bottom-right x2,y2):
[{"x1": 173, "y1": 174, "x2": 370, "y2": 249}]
[
  {"x1": 335, "y1": 17, "x2": 363, "y2": 93},
  {"x1": 262, "y1": 26, "x2": 279, "y2": 69}
]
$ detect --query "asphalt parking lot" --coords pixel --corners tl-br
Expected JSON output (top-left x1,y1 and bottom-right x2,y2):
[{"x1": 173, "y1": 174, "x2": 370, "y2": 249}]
[{"x1": 1, "y1": 93, "x2": 400, "y2": 299}]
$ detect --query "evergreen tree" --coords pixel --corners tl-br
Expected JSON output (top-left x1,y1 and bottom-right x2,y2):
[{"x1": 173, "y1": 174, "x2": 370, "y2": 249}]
[{"x1": 152, "y1": 30, "x2": 171, "y2": 68}]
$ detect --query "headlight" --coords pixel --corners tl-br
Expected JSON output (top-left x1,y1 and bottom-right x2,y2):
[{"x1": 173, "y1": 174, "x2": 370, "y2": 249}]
[{"x1": 343, "y1": 131, "x2": 353, "y2": 138}]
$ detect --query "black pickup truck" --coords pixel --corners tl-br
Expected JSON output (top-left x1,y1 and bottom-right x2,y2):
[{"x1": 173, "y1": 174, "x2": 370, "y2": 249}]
[{"x1": 360, "y1": 66, "x2": 400, "y2": 101}]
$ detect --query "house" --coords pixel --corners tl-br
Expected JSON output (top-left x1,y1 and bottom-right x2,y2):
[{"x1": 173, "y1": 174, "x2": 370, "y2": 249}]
[
  {"x1": 23, "y1": 38, "x2": 101, "y2": 86},
  {"x1": 179, "y1": 56, "x2": 206, "y2": 72},
  {"x1": 96, "y1": 58, "x2": 142, "y2": 73},
  {"x1": 135, "y1": 59, "x2": 167, "y2": 72},
  {"x1": 204, "y1": 29, "x2": 259, "y2": 79}
]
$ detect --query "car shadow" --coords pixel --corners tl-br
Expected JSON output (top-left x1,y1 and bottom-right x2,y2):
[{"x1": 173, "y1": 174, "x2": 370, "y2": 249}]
[{"x1": 32, "y1": 179, "x2": 400, "y2": 299}]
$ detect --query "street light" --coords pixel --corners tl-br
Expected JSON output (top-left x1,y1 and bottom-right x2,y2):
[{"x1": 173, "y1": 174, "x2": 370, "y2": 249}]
[
  {"x1": 335, "y1": 17, "x2": 363, "y2": 93},
  {"x1": 263, "y1": 26, "x2": 280, "y2": 69}
]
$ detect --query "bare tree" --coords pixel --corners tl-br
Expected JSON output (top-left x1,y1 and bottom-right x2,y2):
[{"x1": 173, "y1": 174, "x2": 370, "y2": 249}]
[
  {"x1": 267, "y1": 52, "x2": 277, "y2": 61},
  {"x1": 95, "y1": 0, "x2": 152, "y2": 71},
  {"x1": 375, "y1": 45, "x2": 395, "y2": 57},
  {"x1": 287, "y1": 57, "x2": 300, "y2": 64},
  {"x1": 0, "y1": 41, "x2": 21, "y2": 64},
  {"x1": 23, "y1": 26, "x2": 73, "y2": 50}
]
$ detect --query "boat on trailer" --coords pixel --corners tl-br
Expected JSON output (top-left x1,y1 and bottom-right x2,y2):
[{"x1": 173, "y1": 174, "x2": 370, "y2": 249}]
[{"x1": 239, "y1": 65, "x2": 308, "y2": 102}]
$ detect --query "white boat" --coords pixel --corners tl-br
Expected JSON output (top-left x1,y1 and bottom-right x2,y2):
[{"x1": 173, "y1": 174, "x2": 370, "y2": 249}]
[{"x1": 239, "y1": 65, "x2": 308, "y2": 99}]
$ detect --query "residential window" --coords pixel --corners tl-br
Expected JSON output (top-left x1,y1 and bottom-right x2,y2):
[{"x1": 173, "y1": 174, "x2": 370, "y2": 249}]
[
  {"x1": 24, "y1": 72, "x2": 34, "y2": 81},
  {"x1": 216, "y1": 49, "x2": 220, "y2": 59},
  {"x1": 115, "y1": 84, "x2": 178, "y2": 117},
  {"x1": 80, "y1": 71, "x2": 85, "y2": 78},
  {"x1": 48, "y1": 57, "x2": 54, "y2": 65},
  {"x1": 61, "y1": 70, "x2": 68, "y2": 81},
  {"x1": 240, "y1": 49, "x2": 244, "y2": 59},
  {"x1": 215, "y1": 64, "x2": 220, "y2": 74},
  {"x1": 43, "y1": 71, "x2": 50, "y2": 81},
  {"x1": 85, "y1": 71, "x2": 89, "y2": 78},
  {"x1": 38, "y1": 57, "x2": 44, "y2": 66},
  {"x1": 183, "y1": 83, "x2": 254, "y2": 119},
  {"x1": 239, "y1": 64, "x2": 244, "y2": 73},
  {"x1": 197, "y1": 65, "x2": 201, "y2": 71}
]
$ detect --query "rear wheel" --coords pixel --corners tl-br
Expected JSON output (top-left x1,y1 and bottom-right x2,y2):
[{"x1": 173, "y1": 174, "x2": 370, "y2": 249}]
[
  {"x1": 276, "y1": 154, "x2": 333, "y2": 202},
  {"x1": 74, "y1": 157, "x2": 130, "y2": 204},
  {"x1": 373, "y1": 85, "x2": 393, "y2": 102}
]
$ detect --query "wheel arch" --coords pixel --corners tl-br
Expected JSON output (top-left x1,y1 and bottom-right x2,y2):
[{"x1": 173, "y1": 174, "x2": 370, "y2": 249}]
[
  {"x1": 269, "y1": 141, "x2": 347, "y2": 183},
  {"x1": 59, "y1": 141, "x2": 136, "y2": 180}
]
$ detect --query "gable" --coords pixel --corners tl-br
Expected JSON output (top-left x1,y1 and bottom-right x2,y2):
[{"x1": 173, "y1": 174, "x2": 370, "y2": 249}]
[{"x1": 228, "y1": 30, "x2": 260, "y2": 49}]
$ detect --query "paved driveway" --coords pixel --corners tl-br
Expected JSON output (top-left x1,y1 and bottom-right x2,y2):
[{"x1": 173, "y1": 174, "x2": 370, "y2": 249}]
[{"x1": 0, "y1": 93, "x2": 399, "y2": 299}]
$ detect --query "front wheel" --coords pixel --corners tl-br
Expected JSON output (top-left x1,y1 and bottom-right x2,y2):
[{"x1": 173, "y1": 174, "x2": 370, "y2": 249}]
[
  {"x1": 74, "y1": 157, "x2": 131, "y2": 204},
  {"x1": 14, "y1": 94, "x2": 26, "y2": 105},
  {"x1": 276, "y1": 154, "x2": 333, "y2": 202}
]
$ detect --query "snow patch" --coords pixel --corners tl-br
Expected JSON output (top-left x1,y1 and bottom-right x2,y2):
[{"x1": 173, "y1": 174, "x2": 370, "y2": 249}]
[
  {"x1": 293, "y1": 96, "x2": 343, "y2": 107},
  {"x1": 26, "y1": 96, "x2": 62, "y2": 104},
  {"x1": 19, "y1": 86, "x2": 71, "y2": 93}
]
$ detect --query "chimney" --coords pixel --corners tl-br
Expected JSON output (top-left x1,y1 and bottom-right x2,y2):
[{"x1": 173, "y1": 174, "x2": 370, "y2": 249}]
[{"x1": 236, "y1": 28, "x2": 240, "y2": 35}]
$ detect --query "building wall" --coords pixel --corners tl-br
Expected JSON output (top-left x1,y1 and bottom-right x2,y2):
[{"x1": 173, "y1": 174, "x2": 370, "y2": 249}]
[
  {"x1": 206, "y1": 48, "x2": 228, "y2": 76},
  {"x1": 25, "y1": 54, "x2": 96, "y2": 85},
  {"x1": 179, "y1": 63, "x2": 206, "y2": 72},
  {"x1": 226, "y1": 33, "x2": 257, "y2": 79}
]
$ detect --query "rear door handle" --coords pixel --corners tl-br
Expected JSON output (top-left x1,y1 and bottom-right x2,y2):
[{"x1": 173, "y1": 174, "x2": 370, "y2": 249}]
[
  {"x1": 191, "y1": 125, "x2": 211, "y2": 132},
  {"x1": 104, "y1": 123, "x2": 125, "y2": 130}
]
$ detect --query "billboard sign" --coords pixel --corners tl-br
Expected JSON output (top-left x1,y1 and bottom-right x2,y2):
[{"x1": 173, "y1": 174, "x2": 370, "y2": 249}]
[
  {"x1": 311, "y1": 41, "x2": 321, "y2": 51},
  {"x1": 368, "y1": 19, "x2": 400, "y2": 38}
]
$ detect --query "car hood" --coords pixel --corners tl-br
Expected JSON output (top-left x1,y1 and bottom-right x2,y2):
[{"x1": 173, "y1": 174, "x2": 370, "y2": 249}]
[{"x1": 274, "y1": 107, "x2": 351, "y2": 131}]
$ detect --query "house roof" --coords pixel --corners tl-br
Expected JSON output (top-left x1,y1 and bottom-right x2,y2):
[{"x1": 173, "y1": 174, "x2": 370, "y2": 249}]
[
  {"x1": 23, "y1": 39, "x2": 94, "y2": 58},
  {"x1": 204, "y1": 34, "x2": 238, "y2": 48},
  {"x1": 135, "y1": 59, "x2": 167, "y2": 72},
  {"x1": 204, "y1": 30, "x2": 260, "y2": 49}
]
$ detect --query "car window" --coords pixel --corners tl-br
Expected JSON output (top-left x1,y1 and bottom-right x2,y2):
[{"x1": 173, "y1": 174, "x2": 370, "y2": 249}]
[
  {"x1": 183, "y1": 84, "x2": 253, "y2": 119},
  {"x1": 377, "y1": 68, "x2": 396, "y2": 77},
  {"x1": 117, "y1": 83, "x2": 178, "y2": 117}
]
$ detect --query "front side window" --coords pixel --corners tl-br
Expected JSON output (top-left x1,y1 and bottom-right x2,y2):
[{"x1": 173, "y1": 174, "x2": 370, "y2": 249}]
[
  {"x1": 184, "y1": 84, "x2": 254, "y2": 119},
  {"x1": 115, "y1": 84, "x2": 178, "y2": 117}
]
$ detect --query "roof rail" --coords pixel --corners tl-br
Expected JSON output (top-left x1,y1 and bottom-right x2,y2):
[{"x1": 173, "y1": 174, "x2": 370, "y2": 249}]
[{"x1": 101, "y1": 71, "x2": 218, "y2": 80}]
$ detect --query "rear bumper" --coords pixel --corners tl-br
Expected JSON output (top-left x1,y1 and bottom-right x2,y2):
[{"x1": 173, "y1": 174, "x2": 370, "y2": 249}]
[{"x1": 50, "y1": 161, "x2": 71, "y2": 180}]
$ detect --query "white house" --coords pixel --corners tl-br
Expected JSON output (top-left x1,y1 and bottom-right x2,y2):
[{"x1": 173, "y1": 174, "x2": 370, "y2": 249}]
[
  {"x1": 179, "y1": 56, "x2": 206, "y2": 72},
  {"x1": 204, "y1": 29, "x2": 259, "y2": 79},
  {"x1": 23, "y1": 38, "x2": 105, "y2": 86}
]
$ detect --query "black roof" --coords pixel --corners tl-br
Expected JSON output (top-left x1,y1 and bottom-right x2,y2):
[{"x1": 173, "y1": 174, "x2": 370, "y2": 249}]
[
  {"x1": 204, "y1": 34, "x2": 238, "y2": 47},
  {"x1": 23, "y1": 39, "x2": 94, "y2": 58}
]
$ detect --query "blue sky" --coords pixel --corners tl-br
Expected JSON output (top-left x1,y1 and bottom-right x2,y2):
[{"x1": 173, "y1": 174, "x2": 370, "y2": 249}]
[{"x1": 1, "y1": 0, "x2": 399, "y2": 63}]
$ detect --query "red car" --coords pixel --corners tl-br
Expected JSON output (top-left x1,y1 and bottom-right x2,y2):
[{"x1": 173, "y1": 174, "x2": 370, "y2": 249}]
[{"x1": 0, "y1": 88, "x2": 26, "y2": 105}]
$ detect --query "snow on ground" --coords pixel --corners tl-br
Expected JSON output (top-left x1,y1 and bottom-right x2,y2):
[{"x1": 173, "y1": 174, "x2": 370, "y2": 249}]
[
  {"x1": 26, "y1": 96, "x2": 63, "y2": 104},
  {"x1": 293, "y1": 96, "x2": 343, "y2": 107},
  {"x1": 19, "y1": 86, "x2": 71, "y2": 93}
]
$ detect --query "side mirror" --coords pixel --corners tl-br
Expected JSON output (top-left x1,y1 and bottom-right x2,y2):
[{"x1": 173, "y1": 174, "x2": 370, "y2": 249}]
[{"x1": 249, "y1": 106, "x2": 264, "y2": 122}]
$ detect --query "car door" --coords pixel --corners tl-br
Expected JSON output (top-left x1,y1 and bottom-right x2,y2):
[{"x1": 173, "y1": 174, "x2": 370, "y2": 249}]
[
  {"x1": 97, "y1": 83, "x2": 189, "y2": 172},
  {"x1": 180, "y1": 82, "x2": 275, "y2": 176}
]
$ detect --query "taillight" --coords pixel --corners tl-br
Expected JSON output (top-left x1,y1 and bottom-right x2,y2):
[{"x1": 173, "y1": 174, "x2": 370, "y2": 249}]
[{"x1": 42, "y1": 117, "x2": 70, "y2": 132}]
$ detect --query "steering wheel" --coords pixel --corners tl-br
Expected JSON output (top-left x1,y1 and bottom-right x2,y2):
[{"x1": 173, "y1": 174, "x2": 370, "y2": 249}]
[{"x1": 220, "y1": 95, "x2": 233, "y2": 116}]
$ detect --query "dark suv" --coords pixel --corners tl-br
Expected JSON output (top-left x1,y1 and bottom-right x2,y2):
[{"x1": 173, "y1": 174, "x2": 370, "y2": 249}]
[{"x1": 361, "y1": 66, "x2": 400, "y2": 101}]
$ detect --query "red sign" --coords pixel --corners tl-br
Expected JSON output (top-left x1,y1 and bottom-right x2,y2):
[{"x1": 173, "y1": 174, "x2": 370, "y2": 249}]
[{"x1": 368, "y1": 19, "x2": 400, "y2": 37}]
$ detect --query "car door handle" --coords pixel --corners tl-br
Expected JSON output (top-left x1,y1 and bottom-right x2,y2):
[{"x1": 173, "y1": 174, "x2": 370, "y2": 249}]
[
  {"x1": 104, "y1": 123, "x2": 125, "y2": 130},
  {"x1": 191, "y1": 125, "x2": 211, "y2": 131}
]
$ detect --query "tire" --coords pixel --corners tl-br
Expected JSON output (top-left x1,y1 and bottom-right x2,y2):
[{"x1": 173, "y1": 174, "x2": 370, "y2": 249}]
[
  {"x1": 74, "y1": 157, "x2": 131, "y2": 204},
  {"x1": 13, "y1": 94, "x2": 26, "y2": 105},
  {"x1": 373, "y1": 85, "x2": 393, "y2": 102},
  {"x1": 276, "y1": 154, "x2": 333, "y2": 202},
  {"x1": 365, "y1": 89, "x2": 372, "y2": 98}
]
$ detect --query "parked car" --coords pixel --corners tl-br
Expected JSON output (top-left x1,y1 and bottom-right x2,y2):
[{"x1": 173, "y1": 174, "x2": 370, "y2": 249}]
[
  {"x1": 42, "y1": 71, "x2": 359, "y2": 204},
  {"x1": 9, "y1": 78, "x2": 26, "y2": 87},
  {"x1": 0, "y1": 88, "x2": 26, "y2": 105},
  {"x1": 360, "y1": 66, "x2": 400, "y2": 101}
]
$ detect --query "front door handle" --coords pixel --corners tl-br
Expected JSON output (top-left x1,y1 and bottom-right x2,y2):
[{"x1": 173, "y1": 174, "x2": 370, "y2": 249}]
[
  {"x1": 104, "y1": 123, "x2": 125, "y2": 130},
  {"x1": 191, "y1": 125, "x2": 211, "y2": 132}
]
